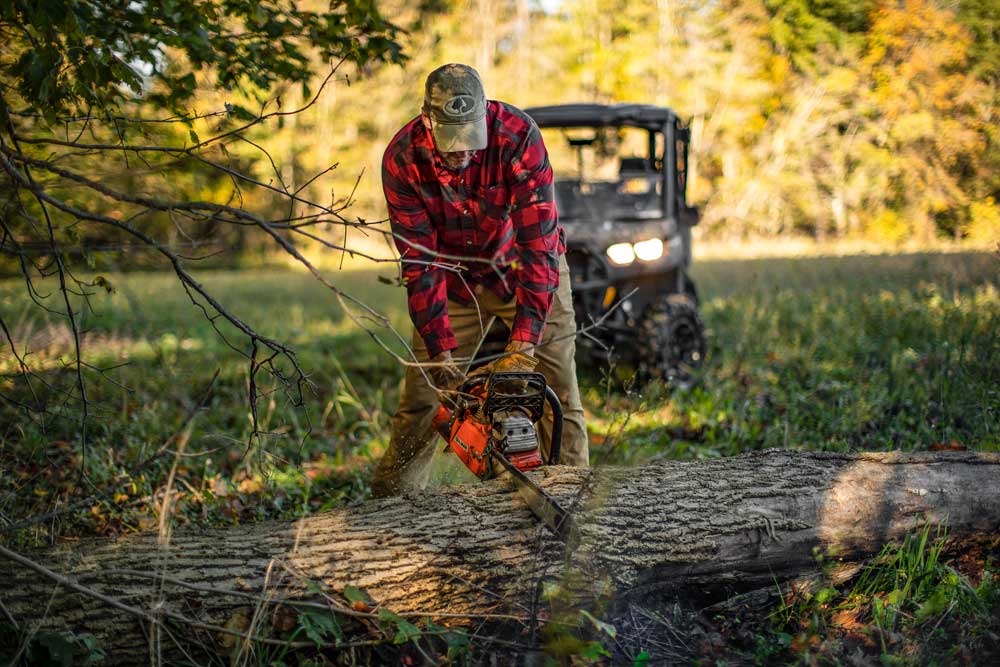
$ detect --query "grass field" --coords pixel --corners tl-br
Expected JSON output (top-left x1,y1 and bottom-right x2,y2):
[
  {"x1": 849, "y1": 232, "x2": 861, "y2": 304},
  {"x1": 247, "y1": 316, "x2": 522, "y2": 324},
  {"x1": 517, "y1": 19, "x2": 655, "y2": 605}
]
[
  {"x1": 1, "y1": 249, "x2": 997, "y2": 532},
  {"x1": 1, "y1": 248, "x2": 998, "y2": 663}
]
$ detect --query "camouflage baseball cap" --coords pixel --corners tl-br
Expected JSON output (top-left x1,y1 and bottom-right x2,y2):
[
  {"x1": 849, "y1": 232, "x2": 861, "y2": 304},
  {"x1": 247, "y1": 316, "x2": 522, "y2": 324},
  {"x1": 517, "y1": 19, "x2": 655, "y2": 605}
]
[{"x1": 423, "y1": 63, "x2": 488, "y2": 152}]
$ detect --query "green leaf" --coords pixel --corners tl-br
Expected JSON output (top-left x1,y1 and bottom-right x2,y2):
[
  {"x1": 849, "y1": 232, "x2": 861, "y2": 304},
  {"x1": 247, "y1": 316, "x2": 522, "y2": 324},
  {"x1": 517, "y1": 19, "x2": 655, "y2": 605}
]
[
  {"x1": 880, "y1": 654, "x2": 906, "y2": 667},
  {"x1": 93, "y1": 275, "x2": 116, "y2": 294},
  {"x1": 378, "y1": 608, "x2": 421, "y2": 645},
  {"x1": 343, "y1": 585, "x2": 372, "y2": 606},
  {"x1": 580, "y1": 609, "x2": 617, "y2": 638},
  {"x1": 78, "y1": 633, "x2": 106, "y2": 665},
  {"x1": 188, "y1": 128, "x2": 200, "y2": 145},
  {"x1": 445, "y1": 631, "x2": 470, "y2": 659},
  {"x1": 422, "y1": 620, "x2": 471, "y2": 659},
  {"x1": 633, "y1": 650, "x2": 650, "y2": 666},
  {"x1": 580, "y1": 640, "x2": 612, "y2": 660},
  {"x1": 915, "y1": 588, "x2": 949, "y2": 620},
  {"x1": 297, "y1": 609, "x2": 342, "y2": 647},
  {"x1": 34, "y1": 631, "x2": 76, "y2": 667},
  {"x1": 814, "y1": 587, "x2": 838, "y2": 605}
]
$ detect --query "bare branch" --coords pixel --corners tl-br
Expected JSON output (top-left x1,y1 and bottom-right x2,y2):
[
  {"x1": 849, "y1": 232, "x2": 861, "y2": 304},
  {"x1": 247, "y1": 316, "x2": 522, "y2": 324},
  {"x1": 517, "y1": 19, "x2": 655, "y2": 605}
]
[{"x1": 2, "y1": 122, "x2": 91, "y2": 475}]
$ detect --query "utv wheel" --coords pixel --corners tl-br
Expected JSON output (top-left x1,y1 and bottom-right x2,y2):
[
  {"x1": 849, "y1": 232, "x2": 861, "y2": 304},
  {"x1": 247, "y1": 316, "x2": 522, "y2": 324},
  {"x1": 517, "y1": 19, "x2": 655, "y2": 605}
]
[{"x1": 637, "y1": 294, "x2": 706, "y2": 389}]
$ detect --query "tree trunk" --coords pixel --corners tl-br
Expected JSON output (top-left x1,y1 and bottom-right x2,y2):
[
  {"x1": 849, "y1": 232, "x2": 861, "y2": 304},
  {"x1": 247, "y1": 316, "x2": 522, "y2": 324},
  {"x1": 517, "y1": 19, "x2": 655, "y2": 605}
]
[{"x1": 3, "y1": 450, "x2": 998, "y2": 663}]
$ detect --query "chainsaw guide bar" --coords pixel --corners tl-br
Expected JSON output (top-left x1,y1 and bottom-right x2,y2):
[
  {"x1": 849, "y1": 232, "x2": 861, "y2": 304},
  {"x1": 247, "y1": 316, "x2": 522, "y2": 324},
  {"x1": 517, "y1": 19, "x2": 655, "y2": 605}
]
[{"x1": 492, "y1": 451, "x2": 577, "y2": 542}]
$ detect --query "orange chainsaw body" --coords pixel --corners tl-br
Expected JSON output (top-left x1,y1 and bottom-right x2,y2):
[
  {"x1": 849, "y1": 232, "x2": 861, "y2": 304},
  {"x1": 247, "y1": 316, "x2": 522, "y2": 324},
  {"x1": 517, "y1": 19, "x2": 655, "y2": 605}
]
[
  {"x1": 439, "y1": 407, "x2": 494, "y2": 478},
  {"x1": 432, "y1": 374, "x2": 546, "y2": 480}
]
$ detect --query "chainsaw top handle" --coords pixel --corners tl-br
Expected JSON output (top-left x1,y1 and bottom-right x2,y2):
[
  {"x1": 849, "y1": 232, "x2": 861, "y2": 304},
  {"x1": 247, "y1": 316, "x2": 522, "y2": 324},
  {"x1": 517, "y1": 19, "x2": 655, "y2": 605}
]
[{"x1": 458, "y1": 371, "x2": 563, "y2": 465}]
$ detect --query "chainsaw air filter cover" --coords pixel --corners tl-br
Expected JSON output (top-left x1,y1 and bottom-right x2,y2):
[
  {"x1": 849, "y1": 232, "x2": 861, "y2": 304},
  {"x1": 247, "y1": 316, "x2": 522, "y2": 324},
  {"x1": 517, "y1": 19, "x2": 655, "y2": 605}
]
[
  {"x1": 497, "y1": 412, "x2": 544, "y2": 472},
  {"x1": 498, "y1": 414, "x2": 538, "y2": 453}
]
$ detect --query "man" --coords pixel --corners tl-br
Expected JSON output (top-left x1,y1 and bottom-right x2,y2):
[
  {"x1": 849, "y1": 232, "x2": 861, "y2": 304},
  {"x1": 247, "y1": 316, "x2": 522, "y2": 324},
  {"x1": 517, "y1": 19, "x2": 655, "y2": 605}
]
[{"x1": 372, "y1": 63, "x2": 588, "y2": 497}]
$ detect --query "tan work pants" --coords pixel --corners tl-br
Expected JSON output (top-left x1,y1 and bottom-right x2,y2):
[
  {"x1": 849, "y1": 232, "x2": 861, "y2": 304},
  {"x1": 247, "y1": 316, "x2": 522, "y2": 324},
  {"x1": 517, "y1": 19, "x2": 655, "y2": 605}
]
[{"x1": 371, "y1": 253, "x2": 589, "y2": 497}]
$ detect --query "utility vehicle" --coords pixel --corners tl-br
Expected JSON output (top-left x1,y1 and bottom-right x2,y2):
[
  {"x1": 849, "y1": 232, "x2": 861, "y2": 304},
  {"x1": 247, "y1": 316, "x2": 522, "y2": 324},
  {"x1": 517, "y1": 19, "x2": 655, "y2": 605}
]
[{"x1": 525, "y1": 103, "x2": 706, "y2": 386}]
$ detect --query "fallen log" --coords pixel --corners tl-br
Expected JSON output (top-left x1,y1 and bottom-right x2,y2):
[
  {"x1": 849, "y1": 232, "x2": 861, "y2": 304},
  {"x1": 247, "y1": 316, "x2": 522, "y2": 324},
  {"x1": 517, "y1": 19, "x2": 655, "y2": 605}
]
[{"x1": 2, "y1": 450, "x2": 998, "y2": 663}]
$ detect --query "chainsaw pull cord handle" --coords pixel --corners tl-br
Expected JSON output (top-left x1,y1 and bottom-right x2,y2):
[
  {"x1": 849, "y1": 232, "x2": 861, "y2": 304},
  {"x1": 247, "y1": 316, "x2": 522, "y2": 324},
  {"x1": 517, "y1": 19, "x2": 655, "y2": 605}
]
[{"x1": 544, "y1": 385, "x2": 563, "y2": 465}]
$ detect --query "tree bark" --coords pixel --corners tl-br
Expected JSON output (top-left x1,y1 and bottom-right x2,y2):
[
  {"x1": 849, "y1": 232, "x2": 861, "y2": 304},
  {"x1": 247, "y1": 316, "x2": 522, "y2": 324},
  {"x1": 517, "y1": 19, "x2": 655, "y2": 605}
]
[{"x1": 2, "y1": 450, "x2": 999, "y2": 663}]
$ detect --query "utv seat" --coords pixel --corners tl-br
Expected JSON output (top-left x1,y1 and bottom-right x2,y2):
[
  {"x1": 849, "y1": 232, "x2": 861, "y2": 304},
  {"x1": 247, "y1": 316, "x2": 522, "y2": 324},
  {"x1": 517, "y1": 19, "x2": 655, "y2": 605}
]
[
  {"x1": 618, "y1": 156, "x2": 655, "y2": 175},
  {"x1": 616, "y1": 157, "x2": 661, "y2": 215}
]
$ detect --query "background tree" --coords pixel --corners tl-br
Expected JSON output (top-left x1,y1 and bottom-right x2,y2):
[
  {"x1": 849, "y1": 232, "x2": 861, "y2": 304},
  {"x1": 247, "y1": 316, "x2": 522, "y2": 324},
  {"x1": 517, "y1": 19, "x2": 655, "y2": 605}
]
[
  {"x1": 284, "y1": 0, "x2": 998, "y2": 244},
  {"x1": 860, "y1": 0, "x2": 990, "y2": 242},
  {"x1": 0, "y1": 0, "x2": 404, "y2": 452}
]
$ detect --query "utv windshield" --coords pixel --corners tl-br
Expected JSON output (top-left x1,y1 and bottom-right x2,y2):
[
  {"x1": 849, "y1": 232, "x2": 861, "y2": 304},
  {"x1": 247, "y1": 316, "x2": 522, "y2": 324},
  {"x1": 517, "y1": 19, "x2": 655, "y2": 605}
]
[{"x1": 540, "y1": 125, "x2": 665, "y2": 223}]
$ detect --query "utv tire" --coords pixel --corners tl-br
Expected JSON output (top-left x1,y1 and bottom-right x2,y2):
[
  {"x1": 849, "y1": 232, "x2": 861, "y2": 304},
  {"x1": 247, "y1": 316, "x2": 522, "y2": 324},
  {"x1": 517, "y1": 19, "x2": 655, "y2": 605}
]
[{"x1": 637, "y1": 294, "x2": 706, "y2": 389}]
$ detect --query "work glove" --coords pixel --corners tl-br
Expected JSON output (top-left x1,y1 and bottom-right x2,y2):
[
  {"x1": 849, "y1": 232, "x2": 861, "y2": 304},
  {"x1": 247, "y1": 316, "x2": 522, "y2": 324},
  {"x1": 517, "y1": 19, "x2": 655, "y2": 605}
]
[
  {"x1": 471, "y1": 340, "x2": 540, "y2": 377},
  {"x1": 428, "y1": 350, "x2": 465, "y2": 390}
]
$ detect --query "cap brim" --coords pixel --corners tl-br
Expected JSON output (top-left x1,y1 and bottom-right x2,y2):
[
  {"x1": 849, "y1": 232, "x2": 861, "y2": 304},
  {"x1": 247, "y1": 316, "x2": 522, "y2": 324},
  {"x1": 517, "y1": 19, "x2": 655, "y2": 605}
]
[{"x1": 431, "y1": 116, "x2": 488, "y2": 152}]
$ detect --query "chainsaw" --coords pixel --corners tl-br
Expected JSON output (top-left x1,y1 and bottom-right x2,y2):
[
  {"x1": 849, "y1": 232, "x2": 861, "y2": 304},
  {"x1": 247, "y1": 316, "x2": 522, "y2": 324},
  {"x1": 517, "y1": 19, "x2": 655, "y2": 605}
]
[{"x1": 432, "y1": 371, "x2": 576, "y2": 540}]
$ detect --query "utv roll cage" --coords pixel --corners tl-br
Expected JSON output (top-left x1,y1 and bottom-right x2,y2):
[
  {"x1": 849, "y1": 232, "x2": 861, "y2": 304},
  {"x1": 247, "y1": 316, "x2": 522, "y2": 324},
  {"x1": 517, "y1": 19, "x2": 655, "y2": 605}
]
[{"x1": 525, "y1": 103, "x2": 694, "y2": 226}]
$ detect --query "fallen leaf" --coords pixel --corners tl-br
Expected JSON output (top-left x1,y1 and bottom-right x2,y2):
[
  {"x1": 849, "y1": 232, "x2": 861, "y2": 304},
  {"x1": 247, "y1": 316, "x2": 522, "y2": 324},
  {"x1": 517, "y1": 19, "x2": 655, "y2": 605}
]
[
  {"x1": 831, "y1": 608, "x2": 862, "y2": 630},
  {"x1": 211, "y1": 477, "x2": 229, "y2": 497},
  {"x1": 271, "y1": 605, "x2": 298, "y2": 632},
  {"x1": 218, "y1": 609, "x2": 250, "y2": 649},
  {"x1": 238, "y1": 478, "x2": 262, "y2": 494}
]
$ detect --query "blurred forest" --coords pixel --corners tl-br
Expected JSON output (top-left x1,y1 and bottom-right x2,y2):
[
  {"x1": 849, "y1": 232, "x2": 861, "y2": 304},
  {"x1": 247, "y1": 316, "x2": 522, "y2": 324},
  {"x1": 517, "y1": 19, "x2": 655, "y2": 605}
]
[
  {"x1": 313, "y1": 0, "x2": 1000, "y2": 247},
  {"x1": 4, "y1": 0, "x2": 998, "y2": 278}
]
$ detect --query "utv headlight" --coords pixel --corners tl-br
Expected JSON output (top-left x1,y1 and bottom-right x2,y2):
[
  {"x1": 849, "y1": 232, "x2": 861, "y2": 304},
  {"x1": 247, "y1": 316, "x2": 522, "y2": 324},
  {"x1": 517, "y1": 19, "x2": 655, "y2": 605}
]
[
  {"x1": 606, "y1": 238, "x2": 665, "y2": 266},
  {"x1": 633, "y1": 238, "x2": 664, "y2": 262},
  {"x1": 606, "y1": 243, "x2": 636, "y2": 266}
]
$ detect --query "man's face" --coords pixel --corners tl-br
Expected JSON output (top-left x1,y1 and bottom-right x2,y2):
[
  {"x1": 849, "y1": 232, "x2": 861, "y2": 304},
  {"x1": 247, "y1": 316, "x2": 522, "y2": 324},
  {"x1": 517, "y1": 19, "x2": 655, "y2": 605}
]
[
  {"x1": 439, "y1": 149, "x2": 476, "y2": 171},
  {"x1": 422, "y1": 113, "x2": 477, "y2": 171}
]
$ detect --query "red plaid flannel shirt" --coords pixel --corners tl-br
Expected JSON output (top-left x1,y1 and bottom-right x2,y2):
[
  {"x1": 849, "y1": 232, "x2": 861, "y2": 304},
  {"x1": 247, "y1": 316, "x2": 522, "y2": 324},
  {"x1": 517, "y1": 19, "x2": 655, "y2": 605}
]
[{"x1": 382, "y1": 101, "x2": 566, "y2": 358}]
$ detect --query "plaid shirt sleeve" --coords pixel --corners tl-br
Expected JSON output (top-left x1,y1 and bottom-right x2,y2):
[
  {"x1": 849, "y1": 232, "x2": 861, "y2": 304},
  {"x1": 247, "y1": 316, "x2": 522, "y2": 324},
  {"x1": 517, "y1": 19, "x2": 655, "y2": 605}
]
[
  {"x1": 507, "y1": 120, "x2": 561, "y2": 347},
  {"x1": 382, "y1": 151, "x2": 457, "y2": 358}
]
